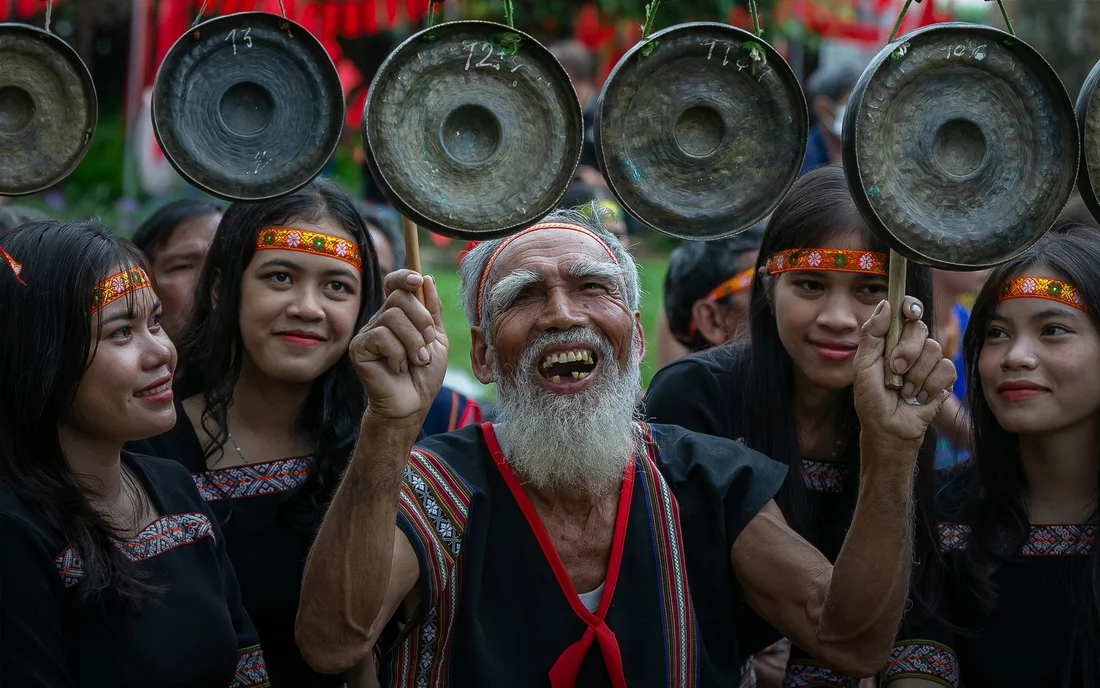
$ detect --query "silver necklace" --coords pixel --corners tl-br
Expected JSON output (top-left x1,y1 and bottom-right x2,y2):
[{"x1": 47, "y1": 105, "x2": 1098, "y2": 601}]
[{"x1": 227, "y1": 432, "x2": 249, "y2": 465}]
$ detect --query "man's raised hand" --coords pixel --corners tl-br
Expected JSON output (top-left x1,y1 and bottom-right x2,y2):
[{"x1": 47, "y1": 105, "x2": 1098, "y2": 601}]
[{"x1": 350, "y1": 270, "x2": 449, "y2": 423}]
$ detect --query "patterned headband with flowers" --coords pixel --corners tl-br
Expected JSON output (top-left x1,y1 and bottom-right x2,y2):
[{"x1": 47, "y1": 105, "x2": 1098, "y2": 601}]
[
  {"x1": 91, "y1": 267, "x2": 152, "y2": 313},
  {"x1": 999, "y1": 276, "x2": 1088, "y2": 312},
  {"x1": 676, "y1": 267, "x2": 756, "y2": 343},
  {"x1": 766, "y1": 248, "x2": 887, "y2": 276},
  {"x1": 1, "y1": 246, "x2": 25, "y2": 285},
  {"x1": 256, "y1": 228, "x2": 362, "y2": 270}
]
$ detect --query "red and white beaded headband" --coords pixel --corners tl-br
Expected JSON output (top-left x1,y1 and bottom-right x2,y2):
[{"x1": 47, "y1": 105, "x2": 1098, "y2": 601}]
[
  {"x1": 255, "y1": 227, "x2": 362, "y2": 270},
  {"x1": 999, "y1": 276, "x2": 1088, "y2": 312},
  {"x1": 473, "y1": 222, "x2": 621, "y2": 326},
  {"x1": 766, "y1": 248, "x2": 887, "y2": 276}
]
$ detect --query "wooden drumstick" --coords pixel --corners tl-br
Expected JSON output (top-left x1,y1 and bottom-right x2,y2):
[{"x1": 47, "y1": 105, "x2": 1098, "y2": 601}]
[
  {"x1": 884, "y1": 249, "x2": 907, "y2": 390},
  {"x1": 401, "y1": 216, "x2": 425, "y2": 304}
]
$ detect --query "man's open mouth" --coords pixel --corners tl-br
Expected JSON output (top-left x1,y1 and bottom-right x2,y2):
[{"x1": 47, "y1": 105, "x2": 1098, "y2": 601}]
[{"x1": 539, "y1": 348, "x2": 598, "y2": 383}]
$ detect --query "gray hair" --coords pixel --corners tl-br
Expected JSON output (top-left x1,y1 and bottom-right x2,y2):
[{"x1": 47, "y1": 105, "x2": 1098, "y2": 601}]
[{"x1": 459, "y1": 207, "x2": 641, "y2": 332}]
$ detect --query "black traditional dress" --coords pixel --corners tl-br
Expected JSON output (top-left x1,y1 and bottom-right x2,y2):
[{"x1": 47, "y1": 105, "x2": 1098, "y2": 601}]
[
  {"x1": 129, "y1": 402, "x2": 341, "y2": 687},
  {"x1": 644, "y1": 350, "x2": 862, "y2": 687},
  {"x1": 0, "y1": 452, "x2": 268, "y2": 687},
  {"x1": 883, "y1": 469, "x2": 1095, "y2": 688},
  {"x1": 377, "y1": 421, "x2": 786, "y2": 687}
]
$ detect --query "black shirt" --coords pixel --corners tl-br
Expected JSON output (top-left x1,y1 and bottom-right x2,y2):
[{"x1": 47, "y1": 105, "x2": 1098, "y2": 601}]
[
  {"x1": 0, "y1": 452, "x2": 268, "y2": 687},
  {"x1": 128, "y1": 403, "x2": 342, "y2": 687}
]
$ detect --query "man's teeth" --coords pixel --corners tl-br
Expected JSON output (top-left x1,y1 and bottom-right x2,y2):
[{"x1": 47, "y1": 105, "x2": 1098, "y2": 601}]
[
  {"x1": 551, "y1": 375, "x2": 560, "y2": 383},
  {"x1": 571, "y1": 371, "x2": 589, "y2": 380},
  {"x1": 541, "y1": 349, "x2": 595, "y2": 368}
]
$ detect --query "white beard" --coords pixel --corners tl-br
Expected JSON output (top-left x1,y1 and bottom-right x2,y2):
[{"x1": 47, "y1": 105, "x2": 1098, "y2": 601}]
[{"x1": 493, "y1": 328, "x2": 642, "y2": 495}]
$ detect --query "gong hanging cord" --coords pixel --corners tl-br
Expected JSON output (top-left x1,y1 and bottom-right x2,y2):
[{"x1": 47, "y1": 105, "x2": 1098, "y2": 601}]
[
  {"x1": 41, "y1": 0, "x2": 52, "y2": 33},
  {"x1": 888, "y1": 0, "x2": 1014, "y2": 43}
]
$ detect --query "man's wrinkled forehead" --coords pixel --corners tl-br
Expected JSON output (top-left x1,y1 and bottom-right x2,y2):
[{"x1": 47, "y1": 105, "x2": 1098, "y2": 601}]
[{"x1": 489, "y1": 227, "x2": 619, "y2": 280}]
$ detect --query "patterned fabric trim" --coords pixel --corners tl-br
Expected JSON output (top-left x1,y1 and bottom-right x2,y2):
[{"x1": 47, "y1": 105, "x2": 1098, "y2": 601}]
[
  {"x1": 54, "y1": 513, "x2": 215, "y2": 587},
  {"x1": 90, "y1": 266, "x2": 152, "y2": 313},
  {"x1": 801, "y1": 459, "x2": 855, "y2": 494},
  {"x1": 999, "y1": 276, "x2": 1087, "y2": 312},
  {"x1": 385, "y1": 446, "x2": 472, "y2": 687},
  {"x1": 766, "y1": 248, "x2": 887, "y2": 276},
  {"x1": 192, "y1": 457, "x2": 314, "y2": 502},
  {"x1": 231, "y1": 645, "x2": 271, "y2": 688},
  {"x1": 740, "y1": 657, "x2": 758, "y2": 688},
  {"x1": 637, "y1": 423, "x2": 699, "y2": 687},
  {"x1": 881, "y1": 640, "x2": 959, "y2": 687},
  {"x1": 781, "y1": 660, "x2": 861, "y2": 688},
  {"x1": 781, "y1": 659, "x2": 861, "y2": 688},
  {"x1": 937, "y1": 522, "x2": 1096, "y2": 556},
  {"x1": 256, "y1": 227, "x2": 362, "y2": 270},
  {"x1": 706, "y1": 268, "x2": 755, "y2": 302}
]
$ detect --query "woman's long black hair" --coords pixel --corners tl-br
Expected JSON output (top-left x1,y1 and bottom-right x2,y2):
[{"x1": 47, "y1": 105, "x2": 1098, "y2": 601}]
[
  {"x1": 177, "y1": 178, "x2": 383, "y2": 535},
  {"x1": 0, "y1": 220, "x2": 161, "y2": 608},
  {"x1": 721, "y1": 164, "x2": 943, "y2": 611},
  {"x1": 961, "y1": 226, "x2": 1100, "y2": 684}
]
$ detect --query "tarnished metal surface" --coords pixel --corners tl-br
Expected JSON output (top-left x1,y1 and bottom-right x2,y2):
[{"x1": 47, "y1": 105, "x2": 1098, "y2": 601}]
[
  {"x1": 153, "y1": 13, "x2": 343, "y2": 202},
  {"x1": 0, "y1": 24, "x2": 96, "y2": 196},
  {"x1": 844, "y1": 23, "x2": 1078, "y2": 269},
  {"x1": 1075, "y1": 60, "x2": 1100, "y2": 223},
  {"x1": 595, "y1": 22, "x2": 807, "y2": 240},
  {"x1": 363, "y1": 21, "x2": 583, "y2": 239}
]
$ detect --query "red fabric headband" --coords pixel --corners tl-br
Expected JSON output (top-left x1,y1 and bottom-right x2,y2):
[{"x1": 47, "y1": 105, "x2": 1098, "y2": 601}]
[{"x1": 474, "y1": 222, "x2": 621, "y2": 326}]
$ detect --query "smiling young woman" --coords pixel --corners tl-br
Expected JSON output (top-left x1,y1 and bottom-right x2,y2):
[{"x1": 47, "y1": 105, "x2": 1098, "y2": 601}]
[
  {"x1": 644, "y1": 164, "x2": 946, "y2": 686},
  {"x1": 127, "y1": 179, "x2": 383, "y2": 686},
  {"x1": 885, "y1": 227, "x2": 1100, "y2": 688},
  {"x1": 0, "y1": 220, "x2": 267, "y2": 687}
]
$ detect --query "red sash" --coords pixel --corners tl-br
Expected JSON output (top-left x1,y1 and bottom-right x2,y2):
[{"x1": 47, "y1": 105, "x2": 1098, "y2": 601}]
[{"x1": 481, "y1": 422, "x2": 632, "y2": 688}]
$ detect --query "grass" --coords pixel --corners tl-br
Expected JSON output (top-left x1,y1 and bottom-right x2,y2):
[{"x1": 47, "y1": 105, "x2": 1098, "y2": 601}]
[{"x1": 422, "y1": 248, "x2": 670, "y2": 396}]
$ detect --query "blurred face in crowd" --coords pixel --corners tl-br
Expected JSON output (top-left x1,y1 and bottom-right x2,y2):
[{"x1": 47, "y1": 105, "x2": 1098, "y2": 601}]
[
  {"x1": 693, "y1": 249, "x2": 759, "y2": 347},
  {"x1": 150, "y1": 212, "x2": 220, "y2": 342},
  {"x1": 368, "y1": 226, "x2": 396, "y2": 274},
  {"x1": 771, "y1": 234, "x2": 888, "y2": 392}
]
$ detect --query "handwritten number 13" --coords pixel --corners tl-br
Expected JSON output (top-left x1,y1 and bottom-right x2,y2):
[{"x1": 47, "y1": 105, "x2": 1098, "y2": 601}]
[{"x1": 226, "y1": 27, "x2": 253, "y2": 55}]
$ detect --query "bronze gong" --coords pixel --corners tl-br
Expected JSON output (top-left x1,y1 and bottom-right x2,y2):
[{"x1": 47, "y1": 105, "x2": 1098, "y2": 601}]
[
  {"x1": 1075, "y1": 59, "x2": 1100, "y2": 222},
  {"x1": 843, "y1": 23, "x2": 1078, "y2": 270},
  {"x1": 0, "y1": 23, "x2": 96, "y2": 196},
  {"x1": 153, "y1": 12, "x2": 344, "y2": 201},
  {"x1": 595, "y1": 22, "x2": 807, "y2": 240},
  {"x1": 363, "y1": 21, "x2": 583, "y2": 239}
]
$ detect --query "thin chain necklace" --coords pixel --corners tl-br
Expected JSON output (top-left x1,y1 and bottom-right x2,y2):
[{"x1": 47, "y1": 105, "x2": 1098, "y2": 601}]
[{"x1": 227, "y1": 432, "x2": 249, "y2": 465}]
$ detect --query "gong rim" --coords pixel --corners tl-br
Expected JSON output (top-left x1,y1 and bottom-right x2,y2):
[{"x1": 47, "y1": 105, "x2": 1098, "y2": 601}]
[
  {"x1": 362, "y1": 20, "x2": 583, "y2": 240},
  {"x1": 595, "y1": 22, "x2": 808, "y2": 241},
  {"x1": 1075, "y1": 59, "x2": 1100, "y2": 224},
  {"x1": 152, "y1": 12, "x2": 344, "y2": 202},
  {"x1": 0, "y1": 23, "x2": 97, "y2": 196},
  {"x1": 843, "y1": 23, "x2": 1078, "y2": 270}
]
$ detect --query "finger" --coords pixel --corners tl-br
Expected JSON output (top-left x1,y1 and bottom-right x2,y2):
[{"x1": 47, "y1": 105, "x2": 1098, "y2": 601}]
[
  {"x1": 422, "y1": 274, "x2": 445, "y2": 332},
  {"x1": 855, "y1": 300, "x2": 890, "y2": 370},
  {"x1": 889, "y1": 317, "x2": 929, "y2": 376},
  {"x1": 374, "y1": 306, "x2": 432, "y2": 366},
  {"x1": 900, "y1": 296, "x2": 925, "y2": 322},
  {"x1": 381, "y1": 288, "x2": 438, "y2": 345},
  {"x1": 917, "y1": 358, "x2": 957, "y2": 407},
  {"x1": 382, "y1": 270, "x2": 425, "y2": 297},
  {"x1": 360, "y1": 327, "x2": 409, "y2": 375},
  {"x1": 899, "y1": 338, "x2": 943, "y2": 400}
]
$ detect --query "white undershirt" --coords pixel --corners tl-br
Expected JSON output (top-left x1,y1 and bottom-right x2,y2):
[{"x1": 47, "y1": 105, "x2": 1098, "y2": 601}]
[{"x1": 577, "y1": 582, "x2": 606, "y2": 613}]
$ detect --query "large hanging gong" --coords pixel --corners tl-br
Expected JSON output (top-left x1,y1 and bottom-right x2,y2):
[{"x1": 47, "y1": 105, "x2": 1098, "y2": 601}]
[
  {"x1": 1075, "y1": 59, "x2": 1100, "y2": 221},
  {"x1": 0, "y1": 23, "x2": 96, "y2": 196},
  {"x1": 153, "y1": 12, "x2": 344, "y2": 201},
  {"x1": 844, "y1": 23, "x2": 1078, "y2": 269},
  {"x1": 595, "y1": 22, "x2": 807, "y2": 240},
  {"x1": 363, "y1": 21, "x2": 583, "y2": 239}
]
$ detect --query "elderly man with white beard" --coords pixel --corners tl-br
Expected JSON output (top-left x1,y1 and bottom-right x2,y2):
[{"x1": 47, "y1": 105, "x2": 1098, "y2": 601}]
[{"x1": 296, "y1": 211, "x2": 957, "y2": 687}]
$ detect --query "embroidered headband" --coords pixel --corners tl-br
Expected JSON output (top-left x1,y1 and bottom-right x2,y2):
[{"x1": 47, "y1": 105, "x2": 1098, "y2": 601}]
[
  {"x1": 255, "y1": 227, "x2": 363, "y2": 270},
  {"x1": 90, "y1": 267, "x2": 152, "y2": 313},
  {"x1": 474, "y1": 222, "x2": 621, "y2": 326},
  {"x1": 766, "y1": 248, "x2": 887, "y2": 276},
  {"x1": 704, "y1": 267, "x2": 754, "y2": 303},
  {"x1": 998, "y1": 277, "x2": 1088, "y2": 312},
  {"x1": 0, "y1": 246, "x2": 25, "y2": 285}
]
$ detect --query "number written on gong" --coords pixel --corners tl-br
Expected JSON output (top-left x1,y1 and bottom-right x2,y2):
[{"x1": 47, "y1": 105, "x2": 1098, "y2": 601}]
[
  {"x1": 704, "y1": 39, "x2": 732, "y2": 66},
  {"x1": 463, "y1": 42, "x2": 513, "y2": 71},
  {"x1": 226, "y1": 27, "x2": 253, "y2": 55},
  {"x1": 946, "y1": 43, "x2": 986, "y2": 61}
]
